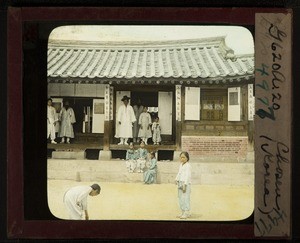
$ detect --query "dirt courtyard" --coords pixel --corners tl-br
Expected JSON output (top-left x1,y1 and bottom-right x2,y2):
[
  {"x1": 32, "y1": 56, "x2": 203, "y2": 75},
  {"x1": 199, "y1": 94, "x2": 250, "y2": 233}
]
[{"x1": 48, "y1": 179, "x2": 254, "y2": 221}]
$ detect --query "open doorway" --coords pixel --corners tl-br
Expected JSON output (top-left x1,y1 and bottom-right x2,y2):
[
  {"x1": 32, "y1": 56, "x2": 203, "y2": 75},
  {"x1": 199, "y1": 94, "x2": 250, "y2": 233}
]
[
  {"x1": 61, "y1": 98, "x2": 93, "y2": 134},
  {"x1": 73, "y1": 98, "x2": 93, "y2": 134},
  {"x1": 131, "y1": 91, "x2": 158, "y2": 121},
  {"x1": 130, "y1": 90, "x2": 175, "y2": 144}
]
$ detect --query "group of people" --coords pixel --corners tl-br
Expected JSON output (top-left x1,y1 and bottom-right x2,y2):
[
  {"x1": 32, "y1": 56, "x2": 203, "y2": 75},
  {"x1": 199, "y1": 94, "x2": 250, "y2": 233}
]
[
  {"x1": 52, "y1": 95, "x2": 190, "y2": 220},
  {"x1": 125, "y1": 141, "x2": 158, "y2": 184},
  {"x1": 125, "y1": 142, "x2": 191, "y2": 219},
  {"x1": 48, "y1": 95, "x2": 161, "y2": 146},
  {"x1": 63, "y1": 151, "x2": 191, "y2": 220},
  {"x1": 125, "y1": 141, "x2": 149, "y2": 173},
  {"x1": 115, "y1": 95, "x2": 161, "y2": 145},
  {"x1": 47, "y1": 98, "x2": 76, "y2": 144}
]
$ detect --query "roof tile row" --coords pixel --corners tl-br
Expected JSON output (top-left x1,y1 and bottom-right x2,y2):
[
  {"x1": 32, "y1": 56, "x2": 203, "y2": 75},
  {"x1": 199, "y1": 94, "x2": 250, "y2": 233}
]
[{"x1": 48, "y1": 39, "x2": 254, "y2": 81}]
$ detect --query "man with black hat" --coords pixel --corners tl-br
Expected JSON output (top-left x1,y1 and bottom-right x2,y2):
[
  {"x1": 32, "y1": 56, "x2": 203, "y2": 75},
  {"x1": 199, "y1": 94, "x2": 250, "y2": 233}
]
[{"x1": 115, "y1": 95, "x2": 136, "y2": 145}]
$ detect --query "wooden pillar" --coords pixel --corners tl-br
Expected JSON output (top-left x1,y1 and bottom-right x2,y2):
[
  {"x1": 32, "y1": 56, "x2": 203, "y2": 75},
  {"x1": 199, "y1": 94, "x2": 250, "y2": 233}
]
[
  {"x1": 175, "y1": 85, "x2": 182, "y2": 150},
  {"x1": 99, "y1": 85, "x2": 113, "y2": 160},
  {"x1": 103, "y1": 84, "x2": 110, "y2": 150},
  {"x1": 103, "y1": 121, "x2": 110, "y2": 151},
  {"x1": 176, "y1": 121, "x2": 182, "y2": 148},
  {"x1": 247, "y1": 83, "x2": 255, "y2": 144}
]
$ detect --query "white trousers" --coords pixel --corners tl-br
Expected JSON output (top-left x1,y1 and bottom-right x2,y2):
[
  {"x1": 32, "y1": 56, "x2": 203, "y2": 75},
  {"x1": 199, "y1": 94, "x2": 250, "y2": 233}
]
[
  {"x1": 126, "y1": 159, "x2": 136, "y2": 172},
  {"x1": 47, "y1": 122, "x2": 56, "y2": 140},
  {"x1": 178, "y1": 184, "x2": 191, "y2": 212},
  {"x1": 136, "y1": 158, "x2": 146, "y2": 170}
]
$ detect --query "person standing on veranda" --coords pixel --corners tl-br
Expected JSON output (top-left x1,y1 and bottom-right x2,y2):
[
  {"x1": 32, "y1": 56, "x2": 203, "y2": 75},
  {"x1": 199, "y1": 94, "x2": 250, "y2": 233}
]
[
  {"x1": 175, "y1": 151, "x2": 192, "y2": 219},
  {"x1": 152, "y1": 116, "x2": 161, "y2": 145},
  {"x1": 138, "y1": 106, "x2": 152, "y2": 145},
  {"x1": 47, "y1": 98, "x2": 58, "y2": 144},
  {"x1": 59, "y1": 100, "x2": 76, "y2": 144},
  {"x1": 115, "y1": 95, "x2": 136, "y2": 145},
  {"x1": 132, "y1": 98, "x2": 144, "y2": 143}
]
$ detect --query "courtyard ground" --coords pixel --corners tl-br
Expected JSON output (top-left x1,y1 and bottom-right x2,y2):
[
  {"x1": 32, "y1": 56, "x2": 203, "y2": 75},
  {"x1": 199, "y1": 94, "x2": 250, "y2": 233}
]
[{"x1": 48, "y1": 179, "x2": 254, "y2": 221}]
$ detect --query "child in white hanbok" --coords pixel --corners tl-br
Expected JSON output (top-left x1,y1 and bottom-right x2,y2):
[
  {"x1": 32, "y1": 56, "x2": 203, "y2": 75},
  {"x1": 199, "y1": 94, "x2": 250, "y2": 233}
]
[
  {"x1": 152, "y1": 117, "x2": 161, "y2": 145},
  {"x1": 143, "y1": 151, "x2": 157, "y2": 184},
  {"x1": 136, "y1": 141, "x2": 148, "y2": 173},
  {"x1": 125, "y1": 142, "x2": 137, "y2": 173},
  {"x1": 138, "y1": 107, "x2": 152, "y2": 145},
  {"x1": 175, "y1": 151, "x2": 192, "y2": 219}
]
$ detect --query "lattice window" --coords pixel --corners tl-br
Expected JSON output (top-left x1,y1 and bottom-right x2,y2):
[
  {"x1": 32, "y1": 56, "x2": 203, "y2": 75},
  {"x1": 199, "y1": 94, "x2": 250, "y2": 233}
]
[{"x1": 201, "y1": 91, "x2": 226, "y2": 121}]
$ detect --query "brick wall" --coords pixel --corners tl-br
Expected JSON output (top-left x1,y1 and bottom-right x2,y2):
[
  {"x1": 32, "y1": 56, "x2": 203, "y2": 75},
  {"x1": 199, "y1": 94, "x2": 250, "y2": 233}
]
[{"x1": 182, "y1": 136, "x2": 248, "y2": 159}]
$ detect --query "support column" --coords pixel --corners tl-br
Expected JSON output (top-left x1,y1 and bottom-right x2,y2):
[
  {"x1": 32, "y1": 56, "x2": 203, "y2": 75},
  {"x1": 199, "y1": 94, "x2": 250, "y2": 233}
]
[
  {"x1": 247, "y1": 83, "x2": 254, "y2": 144},
  {"x1": 247, "y1": 83, "x2": 254, "y2": 161},
  {"x1": 99, "y1": 84, "x2": 113, "y2": 160},
  {"x1": 174, "y1": 85, "x2": 182, "y2": 160}
]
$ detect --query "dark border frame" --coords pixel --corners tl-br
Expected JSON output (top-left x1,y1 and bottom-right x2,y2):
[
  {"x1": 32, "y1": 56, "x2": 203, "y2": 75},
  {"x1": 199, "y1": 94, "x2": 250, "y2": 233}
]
[{"x1": 7, "y1": 6, "x2": 293, "y2": 240}]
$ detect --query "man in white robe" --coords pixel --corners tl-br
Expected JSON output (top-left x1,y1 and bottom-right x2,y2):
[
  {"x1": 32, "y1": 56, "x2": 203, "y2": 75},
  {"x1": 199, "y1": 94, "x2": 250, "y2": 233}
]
[
  {"x1": 115, "y1": 95, "x2": 136, "y2": 145},
  {"x1": 47, "y1": 98, "x2": 58, "y2": 144},
  {"x1": 63, "y1": 184, "x2": 101, "y2": 220},
  {"x1": 59, "y1": 101, "x2": 76, "y2": 144}
]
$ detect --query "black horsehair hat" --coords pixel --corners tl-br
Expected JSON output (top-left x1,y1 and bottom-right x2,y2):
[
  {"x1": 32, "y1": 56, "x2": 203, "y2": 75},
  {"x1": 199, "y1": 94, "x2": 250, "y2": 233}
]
[{"x1": 121, "y1": 95, "x2": 131, "y2": 101}]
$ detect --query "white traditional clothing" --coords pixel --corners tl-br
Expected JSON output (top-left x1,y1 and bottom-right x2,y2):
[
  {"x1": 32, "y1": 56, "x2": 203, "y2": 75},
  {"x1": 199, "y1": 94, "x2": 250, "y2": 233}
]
[
  {"x1": 47, "y1": 105, "x2": 57, "y2": 141},
  {"x1": 132, "y1": 105, "x2": 144, "y2": 142},
  {"x1": 143, "y1": 158, "x2": 157, "y2": 184},
  {"x1": 63, "y1": 185, "x2": 92, "y2": 220},
  {"x1": 115, "y1": 104, "x2": 136, "y2": 140},
  {"x1": 152, "y1": 122, "x2": 161, "y2": 144},
  {"x1": 54, "y1": 112, "x2": 60, "y2": 133},
  {"x1": 125, "y1": 148, "x2": 137, "y2": 172},
  {"x1": 136, "y1": 147, "x2": 148, "y2": 173},
  {"x1": 59, "y1": 107, "x2": 76, "y2": 138},
  {"x1": 175, "y1": 162, "x2": 192, "y2": 216},
  {"x1": 138, "y1": 112, "x2": 152, "y2": 143}
]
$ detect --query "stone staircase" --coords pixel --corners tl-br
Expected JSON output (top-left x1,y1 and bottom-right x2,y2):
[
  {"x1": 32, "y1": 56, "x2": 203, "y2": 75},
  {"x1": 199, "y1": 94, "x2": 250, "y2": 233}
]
[{"x1": 47, "y1": 157, "x2": 254, "y2": 186}]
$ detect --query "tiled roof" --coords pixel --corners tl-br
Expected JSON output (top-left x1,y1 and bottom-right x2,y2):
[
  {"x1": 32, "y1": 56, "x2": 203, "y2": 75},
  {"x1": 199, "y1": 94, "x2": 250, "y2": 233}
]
[{"x1": 47, "y1": 37, "x2": 254, "y2": 84}]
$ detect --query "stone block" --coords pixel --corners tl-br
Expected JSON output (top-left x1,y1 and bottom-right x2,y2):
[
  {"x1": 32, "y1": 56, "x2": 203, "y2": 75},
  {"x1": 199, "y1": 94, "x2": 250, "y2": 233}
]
[
  {"x1": 173, "y1": 151, "x2": 182, "y2": 161},
  {"x1": 52, "y1": 151, "x2": 86, "y2": 159},
  {"x1": 99, "y1": 150, "x2": 112, "y2": 160}
]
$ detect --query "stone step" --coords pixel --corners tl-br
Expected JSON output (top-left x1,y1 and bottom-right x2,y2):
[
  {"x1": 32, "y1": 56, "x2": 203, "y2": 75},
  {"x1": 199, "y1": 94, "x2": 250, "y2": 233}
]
[
  {"x1": 52, "y1": 150, "x2": 86, "y2": 159},
  {"x1": 48, "y1": 159, "x2": 254, "y2": 186}
]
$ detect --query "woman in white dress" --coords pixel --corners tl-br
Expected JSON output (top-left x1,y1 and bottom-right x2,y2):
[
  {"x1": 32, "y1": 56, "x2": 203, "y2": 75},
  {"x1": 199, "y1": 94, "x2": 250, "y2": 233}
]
[
  {"x1": 132, "y1": 98, "x2": 144, "y2": 143},
  {"x1": 138, "y1": 107, "x2": 152, "y2": 145},
  {"x1": 59, "y1": 100, "x2": 76, "y2": 144}
]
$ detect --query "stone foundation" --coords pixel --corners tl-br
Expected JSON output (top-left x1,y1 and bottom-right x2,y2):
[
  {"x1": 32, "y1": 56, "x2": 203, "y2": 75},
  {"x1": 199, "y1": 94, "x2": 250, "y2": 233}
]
[
  {"x1": 48, "y1": 159, "x2": 254, "y2": 186},
  {"x1": 52, "y1": 150, "x2": 86, "y2": 159}
]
